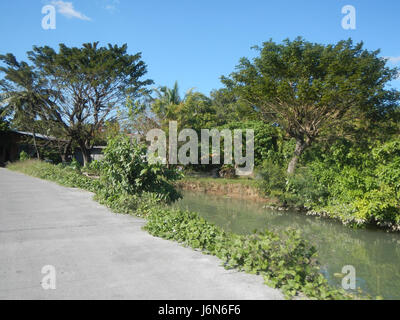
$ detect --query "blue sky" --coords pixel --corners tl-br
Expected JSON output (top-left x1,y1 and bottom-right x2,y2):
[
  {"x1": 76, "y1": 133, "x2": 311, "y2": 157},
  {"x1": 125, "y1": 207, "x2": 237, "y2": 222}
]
[{"x1": 0, "y1": 0, "x2": 399, "y2": 94}]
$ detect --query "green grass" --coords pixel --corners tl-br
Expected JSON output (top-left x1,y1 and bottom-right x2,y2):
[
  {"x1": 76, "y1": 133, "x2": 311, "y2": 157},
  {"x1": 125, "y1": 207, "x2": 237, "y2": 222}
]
[{"x1": 7, "y1": 160, "x2": 100, "y2": 192}]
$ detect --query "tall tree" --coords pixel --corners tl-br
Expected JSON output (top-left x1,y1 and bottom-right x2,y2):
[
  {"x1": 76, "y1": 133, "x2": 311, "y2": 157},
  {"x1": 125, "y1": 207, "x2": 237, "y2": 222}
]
[
  {"x1": 0, "y1": 106, "x2": 10, "y2": 132},
  {"x1": 222, "y1": 38, "x2": 400, "y2": 173},
  {"x1": 0, "y1": 54, "x2": 56, "y2": 159},
  {"x1": 173, "y1": 91, "x2": 216, "y2": 131},
  {"x1": 151, "y1": 81, "x2": 195, "y2": 124},
  {"x1": 27, "y1": 42, "x2": 153, "y2": 165},
  {"x1": 157, "y1": 81, "x2": 182, "y2": 106},
  {"x1": 210, "y1": 88, "x2": 258, "y2": 125}
]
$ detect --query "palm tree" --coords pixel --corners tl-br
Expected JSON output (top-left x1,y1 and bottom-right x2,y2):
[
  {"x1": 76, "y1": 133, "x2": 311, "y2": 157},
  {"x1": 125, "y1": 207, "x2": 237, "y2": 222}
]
[
  {"x1": 152, "y1": 81, "x2": 194, "y2": 121},
  {"x1": 157, "y1": 81, "x2": 182, "y2": 106}
]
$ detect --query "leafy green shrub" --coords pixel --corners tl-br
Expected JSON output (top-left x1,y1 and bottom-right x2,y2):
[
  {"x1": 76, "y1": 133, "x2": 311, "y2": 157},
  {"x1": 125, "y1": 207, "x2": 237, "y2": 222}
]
[
  {"x1": 257, "y1": 159, "x2": 287, "y2": 196},
  {"x1": 83, "y1": 159, "x2": 102, "y2": 176},
  {"x1": 144, "y1": 206, "x2": 353, "y2": 299},
  {"x1": 220, "y1": 121, "x2": 283, "y2": 166},
  {"x1": 256, "y1": 137, "x2": 400, "y2": 230},
  {"x1": 69, "y1": 158, "x2": 82, "y2": 172},
  {"x1": 101, "y1": 135, "x2": 182, "y2": 203},
  {"x1": 284, "y1": 166, "x2": 330, "y2": 208},
  {"x1": 353, "y1": 185, "x2": 400, "y2": 227},
  {"x1": 8, "y1": 159, "x2": 358, "y2": 299},
  {"x1": 317, "y1": 141, "x2": 400, "y2": 228},
  {"x1": 40, "y1": 147, "x2": 61, "y2": 164},
  {"x1": 94, "y1": 189, "x2": 163, "y2": 217},
  {"x1": 19, "y1": 150, "x2": 29, "y2": 161}
]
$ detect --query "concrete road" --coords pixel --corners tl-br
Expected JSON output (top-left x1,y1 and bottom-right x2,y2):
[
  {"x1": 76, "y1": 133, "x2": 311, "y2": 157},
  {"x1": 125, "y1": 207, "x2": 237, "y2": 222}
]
[{"x1": 0, "y1": 168, "x2": 283, "y2": 300}]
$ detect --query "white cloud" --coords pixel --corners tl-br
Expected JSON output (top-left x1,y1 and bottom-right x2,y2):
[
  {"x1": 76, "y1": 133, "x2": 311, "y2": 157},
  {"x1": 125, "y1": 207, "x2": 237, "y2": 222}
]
[
  {"x1": 104, "y1": 0, "x2": 120, "y2": 13},
  {"x1": 385, "y1": 56, "x2": 400, "y2": 65},
  {"x1": 105, "y1": 4, "x2": 116, "y2": 12},
  {"x1": 51, "y1": 1, "x2": 91, "y2": 21}
]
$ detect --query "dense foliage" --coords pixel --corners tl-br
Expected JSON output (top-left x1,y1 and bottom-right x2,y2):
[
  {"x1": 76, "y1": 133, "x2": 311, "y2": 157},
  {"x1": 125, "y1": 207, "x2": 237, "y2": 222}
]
[
  {"x1": 221, "y1": 37, "x2": 399, "y2": 174},
  {"x1": 3, "y1": 36, "x2": 400, "y2": 299},
  {"x1": 1, "y1": 42, "x2": 153, "y2": 165},
  {"x1": 252, "y1": 133, "x2": 400, "y2": 230},
  {"x1": 0, "y1": 106, "x2": 10, "y2": 131},
  {"x1": 100, "y1": 135, "x2": 182, "y2": 203},
  {"x1": 220, "y1": 121, "x2": 283, "y2": 167},
  {"x1": 285, "y1": 139, "x2": 400, "y2": 229},
  {"x1": 117, "y1": 38, "x2": 400, "y2": 230},
  {"x1": 7, "y1": 158, "x2": 359, "y2": 299}
]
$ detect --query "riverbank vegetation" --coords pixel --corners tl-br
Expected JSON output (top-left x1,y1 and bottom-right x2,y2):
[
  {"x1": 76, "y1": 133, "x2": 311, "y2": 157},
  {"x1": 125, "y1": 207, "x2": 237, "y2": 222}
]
[
  {"x1": 147, "y1": 38, "x2": 400, "y2": 231},
  {"x1": 7, "y1": 137, "x2": 361, "y2": 300},
  {"x1": 177, "y1": 134, "x2": 400, "y2": 230},
  {"x1": 1, "y1": 37, "x2": 399, "y2": 298},
  {"x1": 1, "y1": 38, "x2": 399, "y2": 230}
]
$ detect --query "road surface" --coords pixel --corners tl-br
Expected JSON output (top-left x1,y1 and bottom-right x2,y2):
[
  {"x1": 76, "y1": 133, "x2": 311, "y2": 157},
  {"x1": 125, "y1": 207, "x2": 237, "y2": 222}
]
[{"x1": 0, "y1": 168, "x2": 283, "y2": 300}]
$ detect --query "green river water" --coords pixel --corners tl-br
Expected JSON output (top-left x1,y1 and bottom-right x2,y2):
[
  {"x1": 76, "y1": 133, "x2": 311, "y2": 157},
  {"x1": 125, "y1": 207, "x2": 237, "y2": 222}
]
[{"x1": 172, "y1": 190, "x2": 400, "y2": 299}]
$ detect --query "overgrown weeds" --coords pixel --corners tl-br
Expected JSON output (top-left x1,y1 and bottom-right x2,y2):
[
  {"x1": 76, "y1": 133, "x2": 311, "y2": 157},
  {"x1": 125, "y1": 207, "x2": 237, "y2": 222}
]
[{"x1": 7, "y1": 137, "x2": 363, "y2": 300}]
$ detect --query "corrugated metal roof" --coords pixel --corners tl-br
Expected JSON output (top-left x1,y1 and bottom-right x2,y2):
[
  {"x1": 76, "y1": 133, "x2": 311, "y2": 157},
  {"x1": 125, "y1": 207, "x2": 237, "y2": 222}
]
[{"x1": 11, "y1": 130, "x2": 57, "y2": 141}]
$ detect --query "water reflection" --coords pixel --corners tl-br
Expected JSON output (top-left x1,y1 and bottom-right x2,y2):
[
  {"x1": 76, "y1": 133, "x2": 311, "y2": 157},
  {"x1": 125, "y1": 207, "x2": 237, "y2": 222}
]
[{"x1": 173, "y1": 191, "x2": 400, "y2": 299}]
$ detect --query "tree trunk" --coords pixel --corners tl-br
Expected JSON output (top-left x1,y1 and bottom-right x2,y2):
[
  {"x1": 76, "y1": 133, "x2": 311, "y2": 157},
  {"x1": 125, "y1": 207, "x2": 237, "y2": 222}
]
[
  {"x1": 78, "y1": 141, "x2": 91, "y2": 167},
  {"x1": 81, "y1": 148, "x2": 91, "y2": 167},
  {"x1": 60, "y1": 140, "x2": 72, "y2": 163},
  {"x1": 32, "y1": 129, "x2": 40, "y2": 160},
  {"x1": 287, "y1": 139, "x2": 307, "y2": 174}
]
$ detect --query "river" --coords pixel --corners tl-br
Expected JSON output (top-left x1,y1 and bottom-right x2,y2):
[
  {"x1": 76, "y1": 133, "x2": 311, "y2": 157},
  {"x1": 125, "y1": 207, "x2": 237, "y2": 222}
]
[{"x1": 172, "y1": 190, "x2": 400, "y2": 299}]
